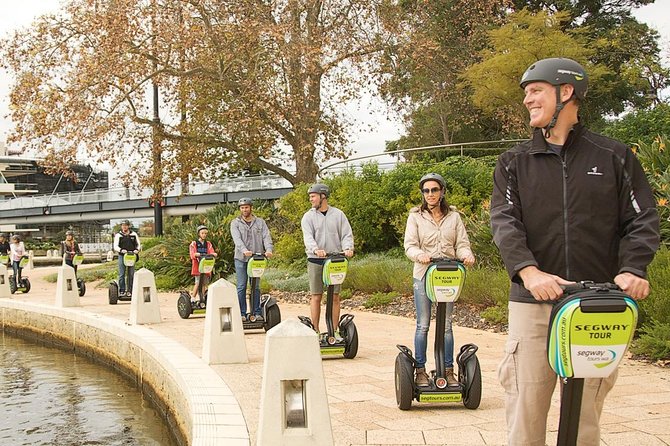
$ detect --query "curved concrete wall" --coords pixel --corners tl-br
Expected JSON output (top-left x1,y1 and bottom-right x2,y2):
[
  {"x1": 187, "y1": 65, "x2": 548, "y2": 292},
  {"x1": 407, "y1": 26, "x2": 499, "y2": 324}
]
[{"x1": 0, "y1": 300, "x2": 249, "y2": 446}]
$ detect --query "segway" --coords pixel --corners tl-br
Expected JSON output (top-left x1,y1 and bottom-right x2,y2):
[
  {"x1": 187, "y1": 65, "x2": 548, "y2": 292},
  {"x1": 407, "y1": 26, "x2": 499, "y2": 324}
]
[
  {"x1": 9, "y1": 255, "x2": 31, "y2": 294},
  {"x1": 63, "y1": 252, "x2": 86, "y2": 297},
  {"x1": 108, "y1": 251, "x2": 137, "y2": 304},
  {"x1": 549, "y1": 281, "x2": 637, "y2": 446},
  {"x1": 395, "y1": 258, "x2": 482, "y2": 410},
  {"x1": 299, "y1": 253, "x2": 358, "y2": 359},
  {"x1": 177, "y1": 254, "x2": 216, "y2": 319},
  {"x1": 241, "y1": 253, "x2": 282, "y2": 331}
]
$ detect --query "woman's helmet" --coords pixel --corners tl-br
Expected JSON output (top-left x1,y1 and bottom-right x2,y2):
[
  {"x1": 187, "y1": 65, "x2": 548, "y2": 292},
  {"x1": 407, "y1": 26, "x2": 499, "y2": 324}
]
[
  {"x1": 307, "y1": 183, "x2": 330, "y2": 198},
  {"x1": 11, "y1": 235, "x2": 21, "y2": 241},
  {"x1": 196, "y1": 225, "x2": 208, "y2": 234},
  {"x1": 65, "y1": 230, "x2": 74, "y2": 236},
  {"x1": 419, "y1": 173, "x2": 446, "y2": 191},
  {"x1": 238, "y1": 197, "x2": 253, "y2": 207},
  {"x1": 120, "y1": 219, "x2": 131, "y2": 226}
]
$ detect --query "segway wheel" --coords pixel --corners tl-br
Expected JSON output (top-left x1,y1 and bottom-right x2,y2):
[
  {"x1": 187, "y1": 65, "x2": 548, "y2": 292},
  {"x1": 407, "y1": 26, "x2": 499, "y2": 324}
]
[
  {"x1": 342, "y1": 322, "x2": 359, "y2": 359},
  {"x1": 462, "y1": 356, "x2": 482, "y2": 410},
  {"x1": 77, "y1": 279, "x2": 86, "y2": 297},
  {"x1": 21, "y1": 278, "x2": 30, "y2": 294},
  {"x1": 395, "y1": 353, "x2": 414, "y2": 410},
  {"x1": 108, "y1": 282, "x2": 119, "y2": 305},
  {"x1": 263, "y1": 303, "x2": 281, "y2": 332},
  {"x1": 9, "y1": 277, "x2": 17, "y2": 294},
  {"x1": 177, "y1": 292, "x2": 192, "y2": 319}
]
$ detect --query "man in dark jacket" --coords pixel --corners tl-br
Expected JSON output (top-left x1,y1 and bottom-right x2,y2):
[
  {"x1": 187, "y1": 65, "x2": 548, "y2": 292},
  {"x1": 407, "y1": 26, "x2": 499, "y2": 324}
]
[{"x1": 491, "y1": 58, "x2": 659, "y2": 445}]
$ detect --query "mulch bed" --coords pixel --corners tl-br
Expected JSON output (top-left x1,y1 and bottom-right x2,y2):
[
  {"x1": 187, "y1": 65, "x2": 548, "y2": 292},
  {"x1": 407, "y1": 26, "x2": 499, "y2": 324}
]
[{"x1": 271, "y1": 290, "x2": 508, "y2": 333}]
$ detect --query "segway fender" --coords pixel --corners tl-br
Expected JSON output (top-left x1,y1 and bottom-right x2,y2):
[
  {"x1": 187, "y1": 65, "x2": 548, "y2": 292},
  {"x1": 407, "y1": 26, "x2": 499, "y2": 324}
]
[{"x1": 396, "y1": 344, "x2": 418, "y2": 368}]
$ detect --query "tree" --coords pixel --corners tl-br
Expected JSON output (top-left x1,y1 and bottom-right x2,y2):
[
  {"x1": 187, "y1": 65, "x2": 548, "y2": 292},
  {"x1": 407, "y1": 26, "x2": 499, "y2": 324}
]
[
  {"x1": 603, "y1": 103, "x2": 670, "y2": 147},
  {"x1": 464, "y1": 9, "x2": 609, "y2": 134},
  {"x1": 0, "y1": 0, "x2": 383, "y2": 187},
  {"x1": 377, "y1": 0, "x2": 507, "y2": 149}
]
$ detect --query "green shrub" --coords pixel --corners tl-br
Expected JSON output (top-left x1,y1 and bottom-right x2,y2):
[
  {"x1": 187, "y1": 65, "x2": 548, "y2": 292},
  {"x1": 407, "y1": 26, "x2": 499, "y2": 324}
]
[
  {"x1": 340, "y1": 288, "x2": 353, "y2": 300},
  {"x1": 155, "y1": 274, "x2": 183, "y2": 291},
  {"x1": 364, "y1": 292, "x2": 396, "y2": 308},
  {"x1": 641, "y1": 245, "x2": 670, "y2": 326},
  {"x1": 631, "y1": 319, "x2": 670, "y2": 360},
  {"x1": 459, "y1": 268, "x2": 510, "y2": 307},
  {"x1": 344, "y1": 254, "x2": 413, "y2": 294},
  {"x1": 480, "y1": 302, "x2": 508, "y2": 325}
]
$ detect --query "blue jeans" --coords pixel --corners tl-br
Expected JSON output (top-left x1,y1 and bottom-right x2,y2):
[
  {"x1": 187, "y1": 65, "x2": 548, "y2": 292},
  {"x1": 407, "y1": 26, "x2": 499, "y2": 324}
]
[
  {"x1": 12, "y1": 261, "x2": 21, "y2": 281},
  {"x1": 414, "y1": 277, "x2": 454, "y2": 369},
  {"x1": 118, "y1": 254, "x2": 135, "y2": 294},
  {"x1": 235, "y1": 259, "x2": 261, "y2": 316}
]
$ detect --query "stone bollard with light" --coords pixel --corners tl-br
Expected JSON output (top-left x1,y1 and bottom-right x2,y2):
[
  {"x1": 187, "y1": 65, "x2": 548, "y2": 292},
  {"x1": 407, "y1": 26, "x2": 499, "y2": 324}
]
[
  {"x1": 27, "y1": 250, "x2": 34, "y2": 270},
  {"x1": 0, "y1": 264, "x2": 10, "y2": 298},
  {"x1": 257, "y1": 320, "x2": 334, "y2": 446},
  {"x1": 106, "y1": 250, "x2": 114, "y2": 262},
  {"x1": 129, "y1": 268, "x2": 161, "y2": 325},
  {"x1": 202, "y1": 278, "x2": 248, "y2": 364},
  {"x1": 55, "y1": 264, "x2": 80, "y2": 307}
]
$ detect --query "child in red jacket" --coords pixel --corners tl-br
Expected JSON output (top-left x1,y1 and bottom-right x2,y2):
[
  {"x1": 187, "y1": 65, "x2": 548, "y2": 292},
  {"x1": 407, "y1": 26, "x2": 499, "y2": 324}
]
[{"x1": 189, "y1": 225, "x2": 217, "y2": 299}]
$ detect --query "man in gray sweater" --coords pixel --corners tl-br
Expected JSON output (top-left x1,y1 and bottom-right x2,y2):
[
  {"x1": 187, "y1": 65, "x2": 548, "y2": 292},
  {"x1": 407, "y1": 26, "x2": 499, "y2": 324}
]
[
  {"x1": 301, "y1": 183, "x2": 354, "y2": 336},
  {"x1": 230, "y1": 197, "x2": 274, "y2": 321}
]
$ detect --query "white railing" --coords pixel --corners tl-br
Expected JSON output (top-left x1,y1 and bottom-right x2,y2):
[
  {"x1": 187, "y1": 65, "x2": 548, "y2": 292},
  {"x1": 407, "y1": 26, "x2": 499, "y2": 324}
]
[{"x1": 0, "y1": 174, "x2": 292, "y2": 211}]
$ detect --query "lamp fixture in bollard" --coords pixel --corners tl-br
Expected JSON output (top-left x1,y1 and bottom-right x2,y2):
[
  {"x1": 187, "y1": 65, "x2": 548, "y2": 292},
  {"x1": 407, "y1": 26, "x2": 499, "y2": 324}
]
[{"x1": 283, "y1": 379, "x2": 308, "y2": 429}]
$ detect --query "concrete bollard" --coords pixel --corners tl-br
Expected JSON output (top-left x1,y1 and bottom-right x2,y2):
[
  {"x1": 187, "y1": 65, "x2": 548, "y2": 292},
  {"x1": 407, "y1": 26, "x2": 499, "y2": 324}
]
[
  {"x1": 27, "y1": 250, "x2": 34, "y2": 270},
  {"x1": 202, "y1": 278, "x2": 248, "y2": 364},
  {"x1": 129, "y1": 268, "x2": 161, "y2": 325},
  {"x1": 46, "y1": 250, "x2": 52, "y2": 258},
  {"x1": 55, "y1": 265, "x2": 80, "y2": 307},
  {"x1": 106, "y1": 250, "x2": 114, "y2": 262},
  {"x1": 0, "y1": 264, "x2": 10, "y2": 298},
  {"x1": 257, "y1": 320, "x2": 333, "y2": 446}
]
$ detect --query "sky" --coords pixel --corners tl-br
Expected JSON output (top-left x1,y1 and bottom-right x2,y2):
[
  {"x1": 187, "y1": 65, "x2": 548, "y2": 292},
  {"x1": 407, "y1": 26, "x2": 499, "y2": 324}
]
[{"x1": 1, "y1": 0, "x2": 669, "y2": 171}]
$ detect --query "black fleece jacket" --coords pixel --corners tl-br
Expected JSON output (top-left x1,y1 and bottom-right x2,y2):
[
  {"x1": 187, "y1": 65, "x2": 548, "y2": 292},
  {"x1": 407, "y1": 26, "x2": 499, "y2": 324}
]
[{"x1": 491, "y1": 124, "x2": 660, "y2": 303}]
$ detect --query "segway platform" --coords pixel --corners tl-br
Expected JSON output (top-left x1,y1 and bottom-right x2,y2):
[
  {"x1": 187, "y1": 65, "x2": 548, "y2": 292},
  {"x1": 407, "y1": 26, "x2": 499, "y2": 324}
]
[
  {"x1": 240, "y1": 254, "x2": 282, "y2": 331},
  {"x1": 549, "y1": 282, "x2": 638, "y2": 445},
  {"x1": 395, "y1": 259, "x2": 481, "y2": 410},
  {"x1": 109, "y1": 252, "x2": 137, "y2": 304},
  {"x1": 177, "y1": 255, "x2": 215, "y2": 319},
  {"x1": 298, "y1": 254, "x2": 358, "y2": 359}
]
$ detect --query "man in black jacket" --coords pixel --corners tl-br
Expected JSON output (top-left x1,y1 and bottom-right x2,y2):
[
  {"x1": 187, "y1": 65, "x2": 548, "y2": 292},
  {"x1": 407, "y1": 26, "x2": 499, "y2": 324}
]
[{"x1": 491, "y1": 58, "x2": 659, "y2": 445}]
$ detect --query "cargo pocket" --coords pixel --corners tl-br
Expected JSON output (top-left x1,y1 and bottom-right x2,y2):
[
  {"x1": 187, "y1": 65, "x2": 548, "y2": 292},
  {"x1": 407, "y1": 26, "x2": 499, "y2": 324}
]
[{"x1": 498, "y1": 338, "x2": 520, "y2": 394}]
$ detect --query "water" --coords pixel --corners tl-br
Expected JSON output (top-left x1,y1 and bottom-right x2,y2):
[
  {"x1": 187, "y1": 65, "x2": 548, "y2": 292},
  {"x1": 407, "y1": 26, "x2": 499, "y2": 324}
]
[{"x1": 0, "y1": 333, "x2": 179, "y2": 446}]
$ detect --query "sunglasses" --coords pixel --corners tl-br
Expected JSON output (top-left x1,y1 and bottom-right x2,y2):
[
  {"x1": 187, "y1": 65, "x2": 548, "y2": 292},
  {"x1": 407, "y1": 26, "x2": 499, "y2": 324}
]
[{"x1": 421, "y1": 187, "x2": 441, "y2": 194}]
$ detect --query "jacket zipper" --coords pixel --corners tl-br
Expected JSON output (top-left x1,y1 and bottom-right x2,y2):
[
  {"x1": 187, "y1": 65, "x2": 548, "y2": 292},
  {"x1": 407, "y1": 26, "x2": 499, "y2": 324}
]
[{"x1": 561, "y1": 154, "x2": 570, "y2": 279}]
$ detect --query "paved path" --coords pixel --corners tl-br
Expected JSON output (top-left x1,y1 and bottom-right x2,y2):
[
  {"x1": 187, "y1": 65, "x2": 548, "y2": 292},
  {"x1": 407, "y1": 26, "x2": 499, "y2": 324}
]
[{"x1": 8, "y1": 265, "x2": 670, "y2": 446}]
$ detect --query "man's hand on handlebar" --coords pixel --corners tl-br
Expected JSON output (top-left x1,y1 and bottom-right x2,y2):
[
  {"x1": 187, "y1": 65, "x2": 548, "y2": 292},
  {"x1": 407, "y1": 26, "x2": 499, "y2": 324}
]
[
  {"x1": 265, "y1": 251, "x2": 273, "y2": 258},
  {"x1": 519, "y1": 266, "x2": 574, "y2": 302},
  {"x1": 417, "y1": 253, "x2": 431, "y2": 264},
  {"x1": 614, "y1": 272, "x2": 650, "y2": 300},
  {"x1": 344, "y1": 249, "x2": 354, "y2": 258},
  {"x1": 243, "y1": 250, "x2": 253, "y2": 257},
  {"x1": 315, "y1": 249, "x2": 327, "y2": 258}
]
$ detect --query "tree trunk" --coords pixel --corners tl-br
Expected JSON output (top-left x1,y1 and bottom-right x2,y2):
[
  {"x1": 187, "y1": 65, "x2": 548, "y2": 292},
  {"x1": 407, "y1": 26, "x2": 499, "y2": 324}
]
[{"x1": 294, "y1": 143, "x2": 319, "y2": 184}]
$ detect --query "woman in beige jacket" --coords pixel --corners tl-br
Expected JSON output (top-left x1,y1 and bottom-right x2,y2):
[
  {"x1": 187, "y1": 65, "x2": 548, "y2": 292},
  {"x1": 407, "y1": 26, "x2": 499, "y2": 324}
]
[{"x1": 404, "y1": 173, "x2": 475, "y2": 387}]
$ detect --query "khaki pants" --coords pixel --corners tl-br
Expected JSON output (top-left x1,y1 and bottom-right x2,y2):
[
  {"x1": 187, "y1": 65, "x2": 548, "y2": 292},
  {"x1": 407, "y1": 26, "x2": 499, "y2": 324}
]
[{"x1": 498, "y1": 301, "x2": 618, "y2": 446}]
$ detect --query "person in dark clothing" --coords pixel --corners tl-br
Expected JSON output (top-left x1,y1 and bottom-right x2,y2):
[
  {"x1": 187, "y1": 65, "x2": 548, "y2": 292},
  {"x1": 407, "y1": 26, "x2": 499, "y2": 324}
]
[
  {"x1": 0, "y1": 233, "x2": 10, "y2": 261},
  {"x1": 60, "y1": 230, "x2": 83, "y2": 273},
  {"x1": 491, "y1": 58, "x2": 659, "y2": 445},
  {"x1": 112, "y1": 220, "x2": 141, "y2": 297}
]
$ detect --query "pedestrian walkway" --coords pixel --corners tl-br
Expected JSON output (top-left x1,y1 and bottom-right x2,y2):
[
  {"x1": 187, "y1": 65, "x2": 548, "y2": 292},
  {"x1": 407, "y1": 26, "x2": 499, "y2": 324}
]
[{"x1": 7, "y1": 265, "x2": 670, "y2": 446}]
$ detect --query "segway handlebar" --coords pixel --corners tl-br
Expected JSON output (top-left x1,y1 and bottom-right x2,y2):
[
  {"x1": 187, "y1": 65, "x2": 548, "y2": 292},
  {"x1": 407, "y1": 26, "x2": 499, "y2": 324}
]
[
  {"x1": 560, "y1": 281, "x2": 620, "y2": 295},
  {"x1": 429, "y1": 257, "x2": 462, "y2": 264}
]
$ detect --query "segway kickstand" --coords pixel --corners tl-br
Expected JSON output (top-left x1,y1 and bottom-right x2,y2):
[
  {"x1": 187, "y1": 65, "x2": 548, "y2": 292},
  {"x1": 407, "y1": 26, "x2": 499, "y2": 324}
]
[{"x1": 557, "y1": 377, "x2": 584, "y2": 446}]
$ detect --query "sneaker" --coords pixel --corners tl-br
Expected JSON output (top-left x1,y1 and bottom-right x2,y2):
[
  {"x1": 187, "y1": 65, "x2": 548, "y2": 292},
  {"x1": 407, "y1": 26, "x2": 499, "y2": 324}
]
[
  {"x1": 415, "y1": 367, "x2": 430, "y2": 387},
  {"x1": 334, "y1": 330, "x2": 344, "y2": 343},
  {"x1": 445, "y1": 367, "x2": 458, "y2": 387},
  {"x1": 255, "y1": 315, "x2": 264, "y2": 322}
]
